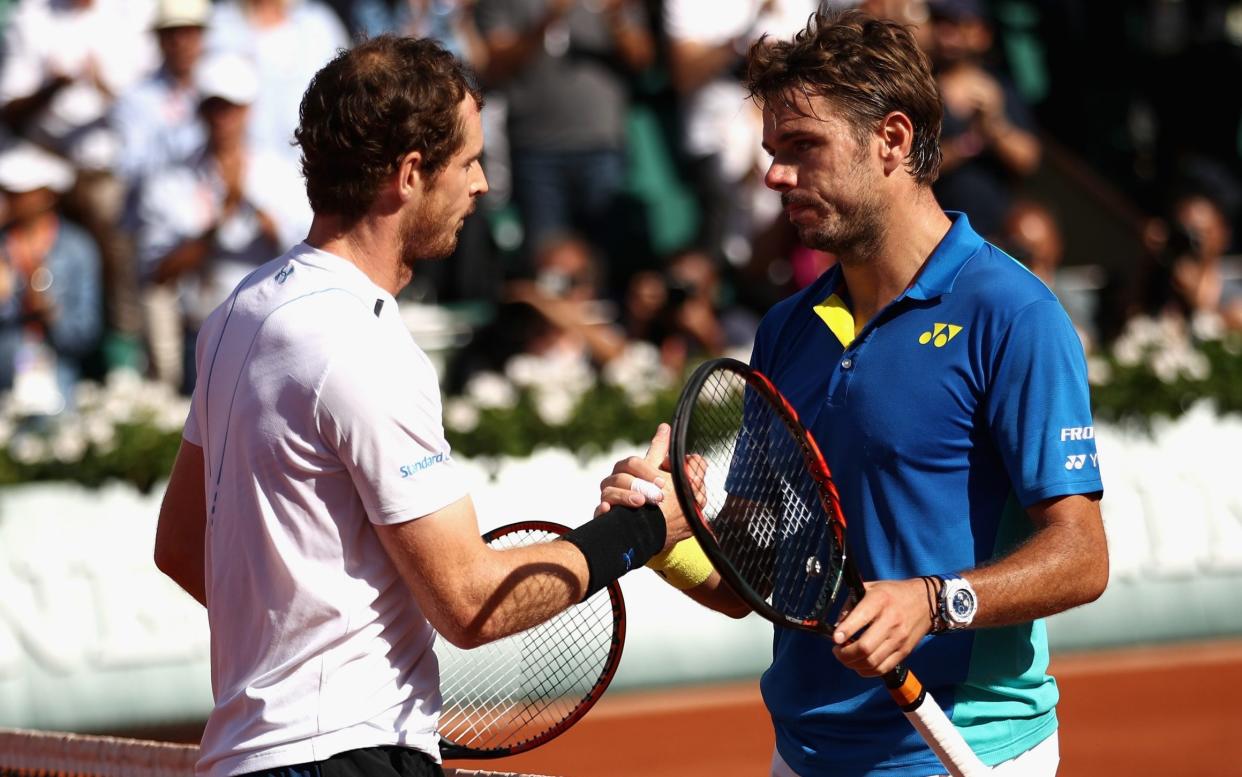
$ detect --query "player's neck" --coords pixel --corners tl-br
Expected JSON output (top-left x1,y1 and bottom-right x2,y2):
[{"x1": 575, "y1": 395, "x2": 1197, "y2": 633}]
[
  {"x1": 306, "y1": 213, "x2": 406, "y2": 297},
  {"x1": 838, "y1": 195, "x2": 951, "y2": 329}
]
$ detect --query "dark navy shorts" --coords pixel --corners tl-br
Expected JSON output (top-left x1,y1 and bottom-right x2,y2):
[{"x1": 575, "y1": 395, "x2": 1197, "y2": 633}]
[{"x1": 237, "y1": 746, "x2": 444, "y2": 777}]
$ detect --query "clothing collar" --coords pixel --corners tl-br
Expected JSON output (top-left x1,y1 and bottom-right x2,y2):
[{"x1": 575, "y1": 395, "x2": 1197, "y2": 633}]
[
  {"x1": 807, "y1": 211, "x2": 982, "y2": 346},
  {"x1": 812, "y1": 211, "x2": 982, "y2": 304},
  {"x1": 902, "y1": 211, "x2": 984, "y2": 301},
  {"x1": 286, "y1": 241, "x2": 398, "y2": 309}
]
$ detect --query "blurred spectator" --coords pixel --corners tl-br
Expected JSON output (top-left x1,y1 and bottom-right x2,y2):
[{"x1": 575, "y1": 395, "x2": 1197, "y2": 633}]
[
  {"x1": 0, "y1": 0, "x2": 158, "y2": 369},
  {"x1": 925, "y1": 0, "x2": 1039, "y2": 239},
  {"x1": 789, "y1": 243, "x2": 834, "y2": 289},
  {"x1": 1000, "y1": 199, "x2": 1098, "y2": 350},
  {"x1": 112, "y1": 0, "x2": 210, "y2": 189},
  {"x1": 474, "y1": 0, "x2": 654, "y2": 268},
  {"x1": 505, "y1": 232, "x2": 626, "y2": 364},
  {"x1": 664, "y1": 0, "x2": 817, "y2": 266},
  {"x1": 0, "y1": 142, "x2": 103, "y2": 415},
  {"x1": 133, "y1": 54, "x2": 311, "y2": 392},
  {"x1": 619, "y1": 247, "x2": 758, "y2": 373},
  {"x1": 1139, "y1": 188, "x2": 1242, "y2": 333},
  {"x1": 352, "y1": 0, "x2": 489, "y2": 69},
  {"x1": 665, "y1": 247, "x2": 755, "y2": 349},
  {"x1": 205, "y1": 0, "x2": 348, "y2": 164},
  {"x1": 446, "y1": 232, "x2": 625, "y2": 391},
  {"x1": 860, "y1": 0, "x2": 931, "y2": 49},
  {"x1": 0, "y1": 0, "x2": 156, "y2": 168},
  {"x1": 620, "y1": 268, "x2": 668, "y2": 344}
]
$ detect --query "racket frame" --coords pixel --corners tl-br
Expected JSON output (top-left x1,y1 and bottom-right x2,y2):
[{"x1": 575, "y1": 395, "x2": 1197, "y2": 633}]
[
  {"x1": 670, "y1": 357, "x2": 848, "y2": 633},
  {"x1": 669, "y1": 358, "x2": 990, "y2": 777},
  {"x1": 437, "y1": 520, "x2": 627, "y2": 760}
]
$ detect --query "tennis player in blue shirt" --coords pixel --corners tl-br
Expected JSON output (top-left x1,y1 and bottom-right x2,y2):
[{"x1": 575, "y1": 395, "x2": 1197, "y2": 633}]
[{"x1": 599, "y1": 9, "x2": 1108, "y2": 776}]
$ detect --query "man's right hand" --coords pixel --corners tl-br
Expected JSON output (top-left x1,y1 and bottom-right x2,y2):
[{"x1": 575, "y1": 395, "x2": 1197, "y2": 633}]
[{"x1": 595, "y1": 423, "x2": 691, "y2": 551}]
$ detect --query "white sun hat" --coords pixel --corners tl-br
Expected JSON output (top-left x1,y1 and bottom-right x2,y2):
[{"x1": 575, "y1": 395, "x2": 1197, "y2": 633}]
[
  {"x1": 0, "y1": 142, "x2": 76, "y2": 194},
  {"x1": 195, "y1": 52, "x2": 260, "y2": 107}
]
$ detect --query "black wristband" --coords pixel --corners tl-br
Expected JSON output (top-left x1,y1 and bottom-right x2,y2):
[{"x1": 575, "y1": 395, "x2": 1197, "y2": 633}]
[{"x1": 562, "y1": 505, "x2": 666, "y2": 601}]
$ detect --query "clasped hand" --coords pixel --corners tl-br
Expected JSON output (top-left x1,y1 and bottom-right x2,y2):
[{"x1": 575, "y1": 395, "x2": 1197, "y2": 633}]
[{"x1": 594, "y1": 423, "x2": 692, "y2": 553}]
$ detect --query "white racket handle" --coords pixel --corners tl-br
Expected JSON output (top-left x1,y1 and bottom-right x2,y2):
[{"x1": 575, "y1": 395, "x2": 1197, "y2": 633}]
[
  {"x1": 629, "y1": 477, "x2": 664, "y2": 503},
  {"x1": 902, "y1": 689, "x2": 991, "y2": 777}
]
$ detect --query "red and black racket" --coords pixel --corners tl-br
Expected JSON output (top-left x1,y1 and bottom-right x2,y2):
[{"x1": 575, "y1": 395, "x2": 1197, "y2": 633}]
[
  {"x1": 435, "y1": 521, "x2": 625, "y2": 760},
  {"x1": 669, "y1": 358, "x2": 989, "y2": 777}
]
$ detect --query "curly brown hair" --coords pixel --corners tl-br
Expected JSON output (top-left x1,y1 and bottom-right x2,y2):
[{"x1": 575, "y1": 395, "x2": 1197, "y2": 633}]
[
  {"x1": 746, "y1": 9, "x2": 942, "y2": 186},
  {"x1": 295, "y1": 35, "x2": 483, "y2": 223}
]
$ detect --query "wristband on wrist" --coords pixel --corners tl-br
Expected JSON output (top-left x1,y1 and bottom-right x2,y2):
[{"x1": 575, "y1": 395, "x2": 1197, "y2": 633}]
[
  {"x1": 562, "y1": 504, "x2": 666, "y2": 601},
  {"x1": 647, "y1": 536, "x2": 715, "y2": 590},
  {"x1": 919, "y1": 575, "x2": 941, "y2": 634}
]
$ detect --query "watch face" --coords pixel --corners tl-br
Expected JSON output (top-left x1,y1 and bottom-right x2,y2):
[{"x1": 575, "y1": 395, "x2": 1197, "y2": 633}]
[{"x1": 950, "y1": 588, "x2": 976, "y2": 620}]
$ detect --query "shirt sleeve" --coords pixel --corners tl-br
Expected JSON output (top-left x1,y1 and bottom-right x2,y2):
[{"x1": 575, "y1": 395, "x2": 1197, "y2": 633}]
[
  {"x1": 182, "y1": 301, "x2": 218, "y2": 447},
  {"x1": 985, "y1": 298, "x2": 1103, "y2": 506},
  {"x1": 184, "y1": 390, "x2": 203, "y2": 446},
  {"x1": 316, "y1": 329, "x2": 470, "y2": 525}
]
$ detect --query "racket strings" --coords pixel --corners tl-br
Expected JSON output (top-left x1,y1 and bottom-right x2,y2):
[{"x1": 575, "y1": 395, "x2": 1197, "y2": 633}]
[
  {"x1": 438, "y1": 600, "x2": 613, "y2": 747},
  {"x1": 685, "y1": 371, "x2": 845, "y2": 623},
  {"x1": 435, "y1": 528, "x2": 619, "y2": 752}
]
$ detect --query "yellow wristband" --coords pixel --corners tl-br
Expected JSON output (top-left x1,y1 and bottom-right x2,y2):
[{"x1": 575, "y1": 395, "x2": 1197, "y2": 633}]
[{"x1": 646, "y1": 537, "x2": 715, "y2": 590}]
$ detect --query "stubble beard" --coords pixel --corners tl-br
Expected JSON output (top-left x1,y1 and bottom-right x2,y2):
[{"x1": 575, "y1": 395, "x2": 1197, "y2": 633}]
[
  {"x1": 398, "y1": 200, "x2": 460, "y2": 272},
  {"x1": 793, "y1": 164, "x2": 887, "y2": 263},
  {"x1": 796, "y1": 199, "x2": 886, "y2": 263}
]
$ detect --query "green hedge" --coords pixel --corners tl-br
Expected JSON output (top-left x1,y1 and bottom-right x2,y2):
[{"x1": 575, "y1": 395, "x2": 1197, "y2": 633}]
[{"x1": 1, "y1": 321, "x2": 1237, "y2": 492}]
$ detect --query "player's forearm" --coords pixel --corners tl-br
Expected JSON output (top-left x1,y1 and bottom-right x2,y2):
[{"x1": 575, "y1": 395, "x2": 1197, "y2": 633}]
[
  {"x1": 961, "y1": 495, "x2": 1107, "y2": 629},
  {"x1": 680, "y1": 572, "x2": 751, "y2": 618},
  {"x1": 153, "y1": 441, "x2": 208, "y2": 607},
  {"x1": 441, "y1": 541, "x2": 590, "y2": 648}
]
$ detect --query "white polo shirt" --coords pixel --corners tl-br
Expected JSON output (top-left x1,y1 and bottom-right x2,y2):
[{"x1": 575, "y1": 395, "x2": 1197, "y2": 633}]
[{"x1": 185, "y1": 243, "x2": 469, "y2": 777}]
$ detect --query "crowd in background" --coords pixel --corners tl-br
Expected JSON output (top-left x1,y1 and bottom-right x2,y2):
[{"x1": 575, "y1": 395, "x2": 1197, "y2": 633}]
[{"x1": 0, "y1": 0, "x2": 1240, "y2": 417}]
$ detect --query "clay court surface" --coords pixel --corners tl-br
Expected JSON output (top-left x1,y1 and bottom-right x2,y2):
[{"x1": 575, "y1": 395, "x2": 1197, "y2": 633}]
[{"x1": 450, "y1": 638, "x2": 1242, "y2": 777}]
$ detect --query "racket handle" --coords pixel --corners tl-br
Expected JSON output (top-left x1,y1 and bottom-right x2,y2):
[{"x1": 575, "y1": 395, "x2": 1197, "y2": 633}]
[{"x1": 885, "y1": 667, "x2": 991, "y2": 777}]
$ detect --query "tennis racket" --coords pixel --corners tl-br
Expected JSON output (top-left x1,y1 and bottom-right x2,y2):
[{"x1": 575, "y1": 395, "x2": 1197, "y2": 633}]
[
  {"x1": 435, "y1": 521, "x2": 626, "y2": 760},
  {"x1": 668, "y1": 358, "x2": 989, "y2": 777}
]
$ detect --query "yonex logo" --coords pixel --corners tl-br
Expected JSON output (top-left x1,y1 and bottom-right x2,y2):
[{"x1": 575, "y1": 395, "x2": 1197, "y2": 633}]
[
  {"x1": 1064, "y1": 453, "x2": 1100, "y2": 470},
  {"x1": 918, "y1": 323, "x2": 963, "y2": 348},
  {"x1": 275, "y1": 265, "x2": 294, "y2": 284}
]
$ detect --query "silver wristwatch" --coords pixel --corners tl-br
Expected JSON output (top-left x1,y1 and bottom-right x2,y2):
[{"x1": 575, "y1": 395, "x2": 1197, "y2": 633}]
[{"x1": 935, "y1": 574, "x2": 978, "y2": 632}]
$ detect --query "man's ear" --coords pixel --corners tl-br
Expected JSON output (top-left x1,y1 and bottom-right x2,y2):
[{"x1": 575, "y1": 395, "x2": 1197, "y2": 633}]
[
  {"x1": 877, "y1": 111, "x2": 915, "y2": 177},
  {"x1": 397, "y1": 150, "x2": 424, "y2": 203}
]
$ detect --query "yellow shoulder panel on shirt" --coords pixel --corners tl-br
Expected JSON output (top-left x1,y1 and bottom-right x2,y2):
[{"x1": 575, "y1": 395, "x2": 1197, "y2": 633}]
[{"x1": 814, "y1": 293, "x2": 856, "y2": 347}]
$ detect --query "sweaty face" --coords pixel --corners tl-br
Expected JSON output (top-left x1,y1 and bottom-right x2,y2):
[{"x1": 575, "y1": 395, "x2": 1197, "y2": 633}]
[
  {"x1": 761, "y1": 93, "x2": 888, "y2": 259},
  {"x1": 400, "y1": 97, "x2": 488, "y2": 268}
]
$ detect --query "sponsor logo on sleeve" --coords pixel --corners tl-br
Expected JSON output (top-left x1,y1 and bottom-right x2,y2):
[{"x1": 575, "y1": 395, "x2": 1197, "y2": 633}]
[
  {"x1": 1059, "y1": 426, "x2": 1094, "y2": 442},
  {"x1": 1064, "y1": 453, "x2": 1100, "y2": 470},
  {"x1": 399, "y1": 452, "x2": 449, "y2": 478}
]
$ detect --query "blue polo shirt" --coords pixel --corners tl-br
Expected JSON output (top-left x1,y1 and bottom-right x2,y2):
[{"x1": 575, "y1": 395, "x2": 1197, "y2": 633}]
[{"x1": 752, "y1": 213, "x2": 1102, "y2": 776}]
